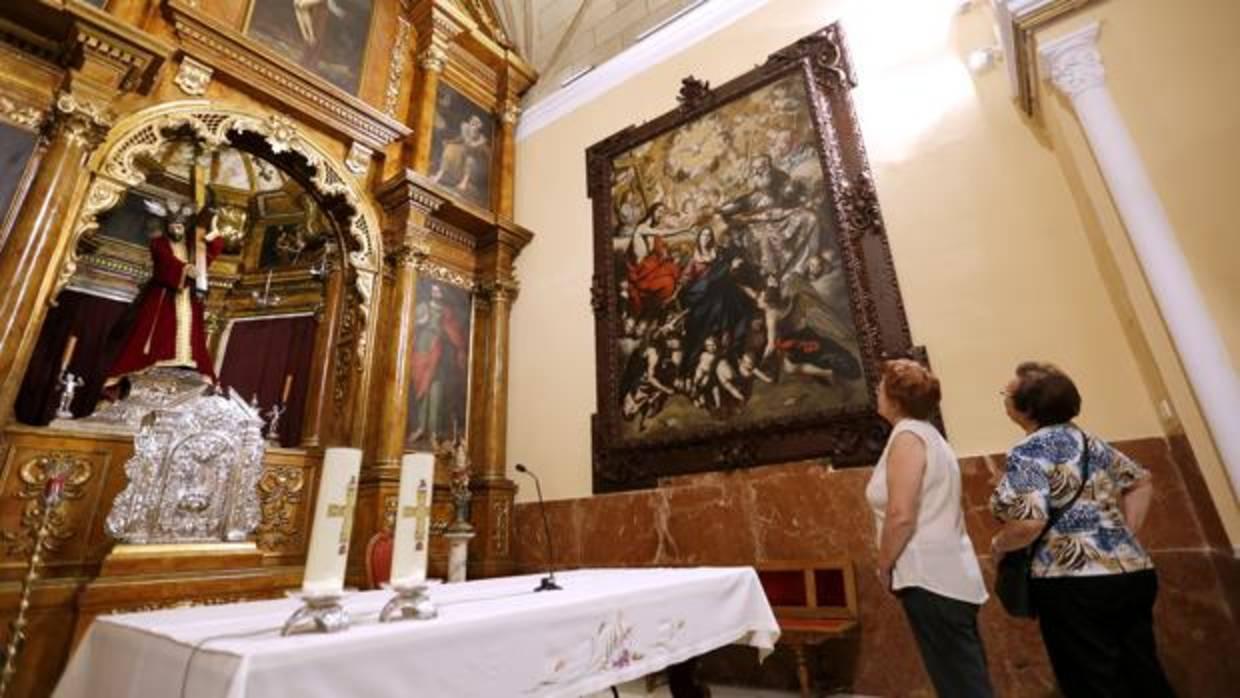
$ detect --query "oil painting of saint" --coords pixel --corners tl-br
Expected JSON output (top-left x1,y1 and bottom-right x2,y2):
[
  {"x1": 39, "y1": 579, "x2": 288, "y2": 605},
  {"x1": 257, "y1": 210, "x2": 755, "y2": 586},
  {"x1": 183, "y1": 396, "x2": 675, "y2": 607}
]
[
  {"x1": 246, "y1": 0, "x2": 374, "y2": 95},
  {"x1": 406, "y1": 279, "x2": 473, "y2": 452},
  {"x1": 608, "y1": 73, "x2": 865, "y2": 442},
  {"x1": 429, "y1": 85, "x2": 495, "y2": 209}
]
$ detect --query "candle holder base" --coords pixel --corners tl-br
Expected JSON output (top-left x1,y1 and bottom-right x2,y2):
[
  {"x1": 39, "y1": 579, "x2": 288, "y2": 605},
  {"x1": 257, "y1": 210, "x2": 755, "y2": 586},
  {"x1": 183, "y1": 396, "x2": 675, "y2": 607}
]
[
  {"x1": 379, "y1": 581, "x2": 437, "y2": 622},
  {"x1": 282, "y1": 590, "x2": 350, "y2": 636}
]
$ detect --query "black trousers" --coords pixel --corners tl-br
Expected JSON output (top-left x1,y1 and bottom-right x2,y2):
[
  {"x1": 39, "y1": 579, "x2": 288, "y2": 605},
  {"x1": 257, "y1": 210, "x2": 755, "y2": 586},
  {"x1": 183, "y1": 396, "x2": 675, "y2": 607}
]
[
  {"x1": 1031, "y1": 569, "x2": 1174, "y2": 698},
  {"x1": 898, "y1": 587, "x2": 994, "y2": 698}
]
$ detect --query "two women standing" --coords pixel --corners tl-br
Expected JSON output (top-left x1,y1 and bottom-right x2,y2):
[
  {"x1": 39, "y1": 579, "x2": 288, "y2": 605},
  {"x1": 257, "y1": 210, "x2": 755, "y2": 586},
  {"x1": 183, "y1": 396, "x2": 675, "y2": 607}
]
[{"x1": 866, "y1": 359, "x2": 1174, "y2": 697}]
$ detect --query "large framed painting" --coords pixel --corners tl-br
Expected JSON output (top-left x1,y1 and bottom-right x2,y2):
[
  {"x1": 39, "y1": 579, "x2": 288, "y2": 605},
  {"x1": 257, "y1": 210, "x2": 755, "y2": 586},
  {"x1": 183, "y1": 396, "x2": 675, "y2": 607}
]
[
  {"x1": 245, "y1": 0, "x2": 375, "y2": 95},
  {"x1": 587, "y1": 24, "x2": 926, "y2": 493},
  {"x1": 429, "y1": 84, "x2": 495, "y2": 210},
  {"x1": 405, "y1": 277, "x2": 473, "y2": 452}
]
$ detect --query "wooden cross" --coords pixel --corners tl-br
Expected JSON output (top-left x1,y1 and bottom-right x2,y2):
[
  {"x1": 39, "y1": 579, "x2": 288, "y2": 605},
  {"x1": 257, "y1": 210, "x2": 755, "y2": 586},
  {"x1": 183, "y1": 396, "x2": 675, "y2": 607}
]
[
  {"x1": 402, "y1": 480, "x2": 431, "y2": 551},
  {"x1": 327, "y1": 475, "x2": 358, "y2": 554}
]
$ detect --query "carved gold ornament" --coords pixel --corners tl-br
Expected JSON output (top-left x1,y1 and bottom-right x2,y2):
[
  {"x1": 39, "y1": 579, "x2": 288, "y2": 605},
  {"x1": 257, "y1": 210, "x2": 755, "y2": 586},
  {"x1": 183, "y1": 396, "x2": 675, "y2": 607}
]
[
  {"x1": 1, "y1": 453, "x2": 93, "y2": 557},
  {"x1": 384, "y1": 18, "x2": 413, "y2": 117},
  {"x1": 0, "y1": 96, "x2": 44, "y2": 130},
  {"x1": 346, "y1": 142, "x2": 374, "y2": 176},
  {"x1": 174, "y1": 56, "x2": 215, "y2": 97},
  {"x1": 256, "y1": 466, "x2": 306, "y2": 551}
]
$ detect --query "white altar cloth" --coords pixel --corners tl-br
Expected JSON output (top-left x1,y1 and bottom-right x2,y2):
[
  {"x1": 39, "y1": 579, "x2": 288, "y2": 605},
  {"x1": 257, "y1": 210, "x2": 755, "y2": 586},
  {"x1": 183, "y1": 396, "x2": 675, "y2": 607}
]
[{"x1": 54, "y1": 567, "x2": 779, "y2": 698}]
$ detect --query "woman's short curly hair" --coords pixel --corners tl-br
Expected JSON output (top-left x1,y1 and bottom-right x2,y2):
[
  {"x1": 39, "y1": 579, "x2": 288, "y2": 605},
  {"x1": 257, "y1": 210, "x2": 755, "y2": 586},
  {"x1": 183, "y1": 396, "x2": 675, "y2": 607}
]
[
  {"x1": 881, "y1": 359, "x2": 941, "y2": 420},
  {"x1": 1010, "y1": 361, "x2": 1081, "y2": 427}
]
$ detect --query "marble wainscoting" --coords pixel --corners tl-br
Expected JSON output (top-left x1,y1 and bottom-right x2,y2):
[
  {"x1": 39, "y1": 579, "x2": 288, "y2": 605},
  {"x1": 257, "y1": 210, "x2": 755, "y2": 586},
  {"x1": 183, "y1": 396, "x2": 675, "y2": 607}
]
[{"x1": 512, "y1": 437, "x2": 1239, "y2": 697}]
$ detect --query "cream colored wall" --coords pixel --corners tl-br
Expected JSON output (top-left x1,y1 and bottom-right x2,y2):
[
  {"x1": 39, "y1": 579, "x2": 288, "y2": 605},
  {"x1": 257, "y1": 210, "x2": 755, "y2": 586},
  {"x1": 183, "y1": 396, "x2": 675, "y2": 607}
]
[
  {"x1": 509, "y1": 0, "x2": 1164, "y2": 503},
  {"x1": 1036, "y1": 0, "x2": 1240, "y2": 543}
]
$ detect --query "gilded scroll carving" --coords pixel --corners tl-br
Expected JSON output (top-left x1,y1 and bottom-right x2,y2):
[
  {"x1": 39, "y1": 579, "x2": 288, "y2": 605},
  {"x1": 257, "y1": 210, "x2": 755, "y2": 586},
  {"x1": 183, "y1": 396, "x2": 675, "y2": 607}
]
[
  {"x1": 0, "y1": 96, "x2": 43, "y2": 130},
  {"x1": 174, "y1": 56, "x2": 214, "y2": 97},
  {"x1": 384, "y1": 17, "x2": 413, "y2": 117},
  {"x1": 255, "y1": 466, "x2": 306, "y2": 551},
  {"x1": 1, "y1": 453, "x2": 93, "y2": 557}
]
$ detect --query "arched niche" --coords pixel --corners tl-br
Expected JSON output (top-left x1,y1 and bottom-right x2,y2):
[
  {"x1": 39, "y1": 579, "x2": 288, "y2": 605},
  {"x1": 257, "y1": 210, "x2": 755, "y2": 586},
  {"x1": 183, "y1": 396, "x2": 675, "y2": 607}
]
[{"x1": 27, "y1": 101, "x2": 382, "y2": 444}]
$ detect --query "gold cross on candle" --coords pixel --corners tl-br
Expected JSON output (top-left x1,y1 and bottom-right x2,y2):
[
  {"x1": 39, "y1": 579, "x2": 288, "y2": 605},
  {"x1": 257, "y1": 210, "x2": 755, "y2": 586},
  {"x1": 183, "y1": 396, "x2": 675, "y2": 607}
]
[
  {"x1": 402, "y1": 480, "x2": 431, "y2": 551},
  {"x1": 327, "y1": 475, "x2": 358, "y2": 554}
]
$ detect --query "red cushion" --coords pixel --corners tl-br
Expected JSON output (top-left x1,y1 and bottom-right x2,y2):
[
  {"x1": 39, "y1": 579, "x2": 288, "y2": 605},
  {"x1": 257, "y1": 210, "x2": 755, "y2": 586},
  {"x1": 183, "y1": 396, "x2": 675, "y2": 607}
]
[
  {"x1": 814, "y1": 568, "x2": 846, "y2": 608},
  {"x1": 757, "y1": 569, "x2": 807, "y2": 607},
  {"x1": 366, "y1": 531, "x2": 394, "y2": 589}
]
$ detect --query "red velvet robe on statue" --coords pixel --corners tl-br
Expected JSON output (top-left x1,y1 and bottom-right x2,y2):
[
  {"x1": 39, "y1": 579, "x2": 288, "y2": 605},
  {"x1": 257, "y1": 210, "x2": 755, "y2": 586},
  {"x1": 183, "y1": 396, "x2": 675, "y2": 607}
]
[{"x1": 106, "y1": 231, "x2": 225, "y2": 385}]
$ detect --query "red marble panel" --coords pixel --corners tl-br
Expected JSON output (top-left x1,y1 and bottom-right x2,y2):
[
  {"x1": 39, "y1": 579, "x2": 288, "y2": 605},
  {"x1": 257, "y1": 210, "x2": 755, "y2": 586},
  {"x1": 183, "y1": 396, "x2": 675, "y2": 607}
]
[
  {"x1": 512, "y1": 498, "x2": 582, "y2": 573},
  {"x1": 657, "y1": 481, "x2": 755, "y2": 565},
  {"x1": 1117, "y1": 438, "x2": 1208, "y2": 551},
  {"x1": 1168, "y1": 432, "x2": 1232, "y2": 552},
  {"x1": 1148, "y1": 550, "x2": 1240, "y2": 698},
  {"x1": 576, "y1": 490, "x2": 661, "y2": 567},
  {"x1": 746, "y1": 463, "x2": 876, "y2": 563}
]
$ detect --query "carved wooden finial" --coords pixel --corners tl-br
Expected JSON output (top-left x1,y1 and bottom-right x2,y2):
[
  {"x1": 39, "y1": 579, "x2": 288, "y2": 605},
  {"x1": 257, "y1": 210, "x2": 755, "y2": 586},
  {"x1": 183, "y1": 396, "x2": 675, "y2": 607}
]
[{"x1": 676, "y1": 76, "x2": 711, "y2": 110}]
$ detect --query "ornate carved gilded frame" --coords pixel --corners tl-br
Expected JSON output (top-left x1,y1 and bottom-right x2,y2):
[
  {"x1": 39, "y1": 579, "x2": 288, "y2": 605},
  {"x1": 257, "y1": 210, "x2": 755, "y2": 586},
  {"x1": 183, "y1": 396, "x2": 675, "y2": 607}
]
[
  {"x1": 53, "y1": 100, "x2": 383, "y2": 432},
  {"x1": 586, "y1": 24, "x2": 927, "y2": 493}
]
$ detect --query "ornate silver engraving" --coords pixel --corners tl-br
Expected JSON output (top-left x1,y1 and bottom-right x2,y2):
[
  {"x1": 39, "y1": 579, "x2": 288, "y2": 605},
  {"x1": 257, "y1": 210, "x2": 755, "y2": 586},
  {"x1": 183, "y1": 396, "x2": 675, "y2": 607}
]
[{"x1": 103, "y1": 370, "x2": 265, "y2": 544}]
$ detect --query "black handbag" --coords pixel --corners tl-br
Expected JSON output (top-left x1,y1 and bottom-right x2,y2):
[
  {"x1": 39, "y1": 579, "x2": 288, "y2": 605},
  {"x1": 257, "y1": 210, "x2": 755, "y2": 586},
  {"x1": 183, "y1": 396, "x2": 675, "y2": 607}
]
[{"x1": 995, "y1": 430, "x2": 1091, "y2": 618}]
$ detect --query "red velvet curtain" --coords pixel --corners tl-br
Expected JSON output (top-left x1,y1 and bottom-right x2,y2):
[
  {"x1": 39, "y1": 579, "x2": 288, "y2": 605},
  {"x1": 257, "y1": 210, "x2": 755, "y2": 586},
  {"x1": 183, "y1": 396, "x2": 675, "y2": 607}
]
[
  {"x1": 217, "y1": 315, "x2": 318, "y2": 447},
  {"x1": 15, "y1": 290, "x2": 130, "y2": 425}
]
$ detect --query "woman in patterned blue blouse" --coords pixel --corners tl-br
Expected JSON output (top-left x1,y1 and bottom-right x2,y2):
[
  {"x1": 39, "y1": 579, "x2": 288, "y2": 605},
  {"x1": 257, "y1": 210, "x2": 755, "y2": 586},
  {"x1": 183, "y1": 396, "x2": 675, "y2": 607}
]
[{"x1": 989, "y1": 362, "x2": 1174, "y2": 697}]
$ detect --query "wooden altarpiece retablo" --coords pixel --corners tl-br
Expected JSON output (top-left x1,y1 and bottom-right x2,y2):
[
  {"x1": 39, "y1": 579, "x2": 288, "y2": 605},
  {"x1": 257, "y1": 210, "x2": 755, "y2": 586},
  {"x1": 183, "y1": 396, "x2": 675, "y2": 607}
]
[{"x1": 0, "y1": 2, "x2": 534, "y2": 696}]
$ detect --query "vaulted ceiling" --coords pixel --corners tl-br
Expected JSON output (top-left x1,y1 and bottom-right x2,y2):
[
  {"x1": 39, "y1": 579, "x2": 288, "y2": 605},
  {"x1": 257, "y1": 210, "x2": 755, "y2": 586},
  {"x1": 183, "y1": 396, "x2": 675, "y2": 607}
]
[{"x1": 489, "y1": 0, "x2": 705, "y2": 103}]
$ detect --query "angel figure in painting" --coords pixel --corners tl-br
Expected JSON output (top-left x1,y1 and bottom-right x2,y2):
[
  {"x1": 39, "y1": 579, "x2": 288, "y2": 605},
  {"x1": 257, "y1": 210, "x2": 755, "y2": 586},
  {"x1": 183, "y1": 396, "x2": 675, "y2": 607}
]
[{"x1": 103, "y1": 199, "x2": 225, "y2": 396}]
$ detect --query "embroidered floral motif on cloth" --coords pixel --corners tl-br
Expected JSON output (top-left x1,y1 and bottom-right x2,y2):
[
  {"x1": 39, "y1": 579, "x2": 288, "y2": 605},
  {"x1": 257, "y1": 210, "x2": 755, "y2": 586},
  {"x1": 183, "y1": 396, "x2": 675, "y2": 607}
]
[{"x1": 990, "y1": 425, "x2": 1154, "y2": 578}]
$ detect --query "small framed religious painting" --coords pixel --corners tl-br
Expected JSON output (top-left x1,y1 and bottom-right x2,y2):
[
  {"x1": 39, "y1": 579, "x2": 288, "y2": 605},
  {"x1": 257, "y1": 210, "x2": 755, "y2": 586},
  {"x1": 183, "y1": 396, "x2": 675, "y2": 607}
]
[
  {"x1": 428, "y1": 84, "x2": 496, "y2": 210},
  {"x1": 405, "y1": 276, "x2": 474, "y2": 452},
  {"x1": 586, "y1": 23, "x2": 928, "y2": 493},
  {"x1": 245, "y1": 0, "x2": 376, "y2": 96}
]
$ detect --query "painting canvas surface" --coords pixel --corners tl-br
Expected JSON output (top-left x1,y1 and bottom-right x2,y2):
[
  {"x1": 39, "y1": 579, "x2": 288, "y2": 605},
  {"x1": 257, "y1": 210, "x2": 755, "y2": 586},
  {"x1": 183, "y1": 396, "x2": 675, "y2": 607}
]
[
  {"x1": 246, "y1": 0, "x2": 374, "y2": 95},
  {"x1": 406, "y1": 278, "x2": 472, "y2": 451},
  {"x1": 0, "y1": 121, "x2": 37, "y2": 232},
  {"x1": 429, "y1": 84, "x2": 495, "y2": 209},
  {"x1": 609, "y1": 72, "x2": 864, "y2": 443}
]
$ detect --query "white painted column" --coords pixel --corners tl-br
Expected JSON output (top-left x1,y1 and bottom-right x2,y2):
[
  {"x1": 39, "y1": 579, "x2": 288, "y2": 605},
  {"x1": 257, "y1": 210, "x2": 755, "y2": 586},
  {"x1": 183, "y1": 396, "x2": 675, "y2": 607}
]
[{"x1": 1040, "y1": 23, "x2": 1240, "y2": 500}]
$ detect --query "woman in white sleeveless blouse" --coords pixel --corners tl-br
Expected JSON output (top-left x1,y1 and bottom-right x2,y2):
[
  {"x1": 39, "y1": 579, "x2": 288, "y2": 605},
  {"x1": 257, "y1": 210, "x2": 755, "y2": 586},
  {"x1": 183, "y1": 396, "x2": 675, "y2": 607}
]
[{"x1": 865, "y1": 359, "x2": 992, "y2": 697}]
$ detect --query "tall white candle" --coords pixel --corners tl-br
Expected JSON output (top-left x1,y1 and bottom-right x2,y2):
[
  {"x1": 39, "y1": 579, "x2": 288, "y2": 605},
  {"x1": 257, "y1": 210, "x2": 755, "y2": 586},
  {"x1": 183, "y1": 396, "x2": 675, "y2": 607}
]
[
  {"x1": 302, "y1": 447, "x2": 361, "y2": 595},
  {"x1": 389, "y1": 453, "x2": 435, "y2": 586}
]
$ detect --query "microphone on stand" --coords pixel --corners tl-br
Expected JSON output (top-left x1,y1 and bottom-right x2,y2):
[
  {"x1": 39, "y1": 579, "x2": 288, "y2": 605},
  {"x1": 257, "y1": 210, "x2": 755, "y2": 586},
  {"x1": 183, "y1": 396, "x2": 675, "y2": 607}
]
[{"x1": 515, "y1": 464, "x2": 561, "y2": 592}]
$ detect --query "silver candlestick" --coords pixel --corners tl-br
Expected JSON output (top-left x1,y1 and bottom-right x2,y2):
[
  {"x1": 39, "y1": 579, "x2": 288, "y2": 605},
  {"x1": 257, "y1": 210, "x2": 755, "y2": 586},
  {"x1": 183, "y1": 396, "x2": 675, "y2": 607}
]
[
  {"x1": 265, "y1": 402, "x2": 285, "y2": 445},
  {"x1": 251, "y1": 269, "x2": 282, "y2": 308},
  {"x1": 55, "y1": 371, "x2": 84, "y2": 419},
  {"x1": 379, "y1": 581, "x2": 437, "y2": 622},
  {"x1": 281, "y1": 590, "x2": 350, "y2": 636}
]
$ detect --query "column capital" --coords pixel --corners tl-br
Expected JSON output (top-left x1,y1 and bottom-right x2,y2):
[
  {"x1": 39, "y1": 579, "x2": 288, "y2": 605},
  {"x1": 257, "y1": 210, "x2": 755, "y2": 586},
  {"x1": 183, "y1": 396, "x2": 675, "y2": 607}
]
[
  {"x1": 418, "y1": 45, "x2": 447, "y2": 74},
  {"x1": 51, "y1": 91, "x2": 115, "y2": 150},
  {"x1": 1039, "y1": 22, "x2": 1105, "y2": 99},
  {"x1": 500, "y1": 101, "x2": 521, "y2": 126}
]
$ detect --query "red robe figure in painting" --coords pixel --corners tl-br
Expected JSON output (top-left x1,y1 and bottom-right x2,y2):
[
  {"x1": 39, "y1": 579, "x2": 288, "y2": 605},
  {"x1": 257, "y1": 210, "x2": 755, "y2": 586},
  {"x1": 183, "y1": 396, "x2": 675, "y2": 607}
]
[
  {"x1": 407, "y1": 283, "x2": 468, "y2": 446},
  {"x1": 105, "y1": 209, "x2": 225, "y2": 389}
]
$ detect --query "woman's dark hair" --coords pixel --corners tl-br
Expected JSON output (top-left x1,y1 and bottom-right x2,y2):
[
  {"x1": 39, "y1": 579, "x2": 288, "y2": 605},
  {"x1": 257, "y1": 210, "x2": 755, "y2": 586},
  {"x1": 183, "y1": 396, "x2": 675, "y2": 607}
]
[
  {"x1": 1011, "y1": 361, "x2": 1081, "y2": 427},
  {"x1": 881, "y1": 359, "x2": 941, "y2": 420}
]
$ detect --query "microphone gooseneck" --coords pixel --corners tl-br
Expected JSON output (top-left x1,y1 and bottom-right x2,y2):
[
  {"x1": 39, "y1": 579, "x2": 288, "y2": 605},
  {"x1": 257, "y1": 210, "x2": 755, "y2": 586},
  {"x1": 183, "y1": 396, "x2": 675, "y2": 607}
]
[{"x1": 515, "y1": 463, "x2": 561, "y2": 592}]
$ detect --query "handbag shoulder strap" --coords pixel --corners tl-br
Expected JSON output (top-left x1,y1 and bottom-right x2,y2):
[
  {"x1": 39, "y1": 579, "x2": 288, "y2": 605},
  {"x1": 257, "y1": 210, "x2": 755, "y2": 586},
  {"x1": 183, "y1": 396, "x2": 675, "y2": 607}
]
[{"x1": 1031, "y1": 427, "x2": 1092, "y2": 551}]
